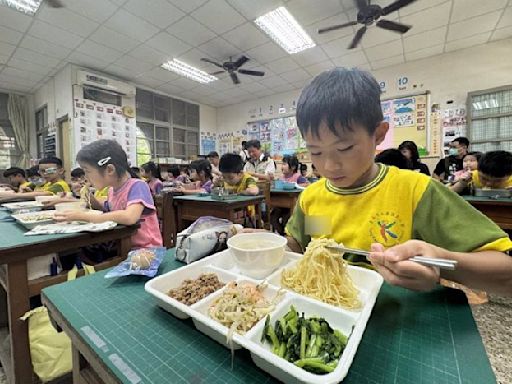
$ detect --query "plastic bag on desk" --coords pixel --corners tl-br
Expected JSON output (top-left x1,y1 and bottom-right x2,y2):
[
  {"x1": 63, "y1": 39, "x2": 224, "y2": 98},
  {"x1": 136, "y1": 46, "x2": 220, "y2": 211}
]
[{"x1": 175, "y1": 216, "x2": 242, "y2": 264}]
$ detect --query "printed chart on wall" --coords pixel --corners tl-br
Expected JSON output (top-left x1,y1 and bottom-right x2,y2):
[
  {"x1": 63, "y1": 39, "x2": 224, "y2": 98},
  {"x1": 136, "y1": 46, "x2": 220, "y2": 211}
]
[
  {"x1": 200, "y1": 132, "x2": 216, "y2": 155},
  {"x1": 73, "y1": 99, "x2": 137, "y2": 166},
  {"x1": 379, "y1": 94, "x2": 429, "y2": 155},
  {"x1": 218, "y1": 133, "x2": 233, "y2": 155}
]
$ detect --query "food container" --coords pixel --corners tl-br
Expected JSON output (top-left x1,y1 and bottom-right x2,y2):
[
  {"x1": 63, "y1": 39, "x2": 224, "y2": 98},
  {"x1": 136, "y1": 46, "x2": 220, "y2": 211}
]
[
  {"x1": 474, "y1": 188, "x2": 511, "y2": 198},
  {"x1": 274, "y1": 180, "x2": 297, "y2": 190},
  {"x1": 227, "y1": 232, "x2": 287, "y2": 279},
  {"x1": 35, "y1": 195, "x2": 59, "y2": 203},
  {"x1": 2, "y1": 201, "x2": 44, "y2": 214},
  {"x1": 12, "y1": 211, "x2": 56, "y2": 229},
  {"x1": 145, "y1": 249, "x2": 383, "y2": 384},
  {"x1": 54, "y1": 202, "x2": 86, "y2": 212}
]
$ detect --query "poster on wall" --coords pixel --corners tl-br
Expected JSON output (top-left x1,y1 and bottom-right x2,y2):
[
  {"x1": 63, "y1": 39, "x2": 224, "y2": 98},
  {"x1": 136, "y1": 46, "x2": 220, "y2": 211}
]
[
  {"x1": 378, "y1": 94, "x2": 429, "y2": 155},
  {"x1": 232, "y1": 130, "x2": 246, "y2": 153},
  {"x1": 270, "y1": 118, "x2": 285, "y2": 157},
  {"x1": 200, "y1": 132, "x2": 216, "y2": 155},
  {"x1": 73, "y1": 99, "x2": 137, "y2": 166},
  {"x1": 442, "y1": 107, "x2": 466, "y2": 154},
  {"x1": 259, "y1": 121, "x2": 271, "y2": 153},
  {"x1": 218, "y1": 133, "x2": 233, "y2": 155},
  {"x1": 247, "y1": 123, "x2": 260, "y2": 141}
]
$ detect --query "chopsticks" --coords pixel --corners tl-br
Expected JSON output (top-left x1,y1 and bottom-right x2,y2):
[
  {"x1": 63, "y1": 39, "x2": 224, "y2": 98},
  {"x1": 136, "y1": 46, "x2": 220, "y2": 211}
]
[{"x1": 326, "y1": 246, "x2": 458, "y2": 271}]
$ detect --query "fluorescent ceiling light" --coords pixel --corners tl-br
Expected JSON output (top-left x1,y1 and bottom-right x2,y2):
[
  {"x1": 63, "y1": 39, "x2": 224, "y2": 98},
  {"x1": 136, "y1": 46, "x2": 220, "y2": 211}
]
[
  {"x1": 255, "y1": 6, "x2": 316, "y2": 54},
  {"x1": 0, "y1": 0, "x2": 43, "y2": 15},
  {"x1": 161, "y1": 59, "x2": 217, "y2": 84}
]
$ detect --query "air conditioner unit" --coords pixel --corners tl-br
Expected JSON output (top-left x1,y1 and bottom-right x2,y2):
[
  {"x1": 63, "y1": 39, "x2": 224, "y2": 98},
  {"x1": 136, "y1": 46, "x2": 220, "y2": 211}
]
[{"x1": 77, "y1": 70, "x2": 136, "y2": 96}]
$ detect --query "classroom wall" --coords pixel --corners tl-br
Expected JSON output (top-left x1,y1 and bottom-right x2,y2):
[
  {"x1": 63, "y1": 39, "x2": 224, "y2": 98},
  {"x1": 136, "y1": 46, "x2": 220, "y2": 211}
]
[{"x1": 216, "y1": 38, "x2": 512, "y2": 164}]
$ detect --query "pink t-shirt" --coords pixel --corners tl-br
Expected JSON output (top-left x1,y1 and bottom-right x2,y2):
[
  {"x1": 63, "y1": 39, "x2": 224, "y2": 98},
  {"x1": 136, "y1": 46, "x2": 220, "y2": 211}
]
[
  {"x1": 107, "y1": 178, "x2": 163, "y2": 249},
  {"x1": 281, "y1": 172, "x2": 308, "y2": 184},
  {"x1": 148, "y1": 178, "x2": 163, "y2": 195}
]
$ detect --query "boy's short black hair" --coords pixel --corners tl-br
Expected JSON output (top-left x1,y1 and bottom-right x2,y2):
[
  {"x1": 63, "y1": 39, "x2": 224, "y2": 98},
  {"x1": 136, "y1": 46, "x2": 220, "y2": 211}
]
[
  {"x1": 3, "y1": 167, "x2": 25, "y2": 178},
  {"x1": 219, "y1": 153, "x2": 244, "y2": 173},
  {"x1": 141, "y1": 161, "x2": 161, "y2": 180},
  {"x1": 245, "y1": 140, "x2": 261, "y2": 150},
  {"x1": 296, "y1": 67, "x2": 383, "y2": 138},
  {"x1": 375, "y1": 149, "x2": 409, "y2": 169},
  {"x1": 39, "y1": 156, "x2": 63, "y2": 167},
  {"x1": 453, "y1": 137, "x2": 469, "y2": 147},
  {"x1": 27, "y1": 166, "x2": 40, "y2": 178},
  {"x1": 76, "y1": 139, "x2": 128, "y2": 177},
  {"x1": 478, "y1": 150, "x2": 512, "y2": 178},
  {"x1": 70, "y1": 168, "x2": 85, "y2": 178},
  {"x1": 168, "y1": 166, "x2": 180, "y2": 178},
  {"x1": 207, "y1": 151, "x2": 219, "y2": 159}
]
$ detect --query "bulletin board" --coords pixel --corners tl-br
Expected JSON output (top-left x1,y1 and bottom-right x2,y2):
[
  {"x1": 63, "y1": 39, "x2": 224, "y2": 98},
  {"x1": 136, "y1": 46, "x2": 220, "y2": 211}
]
[{"x1": 378, "y1": 92, "x2": 430, "y2": 155}]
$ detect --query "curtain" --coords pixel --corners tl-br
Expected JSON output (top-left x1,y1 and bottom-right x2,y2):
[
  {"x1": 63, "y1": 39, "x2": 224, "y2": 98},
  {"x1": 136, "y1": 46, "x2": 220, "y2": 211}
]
[{"x1": 7, "y1": 94, "x2": 30, "y2": 167}]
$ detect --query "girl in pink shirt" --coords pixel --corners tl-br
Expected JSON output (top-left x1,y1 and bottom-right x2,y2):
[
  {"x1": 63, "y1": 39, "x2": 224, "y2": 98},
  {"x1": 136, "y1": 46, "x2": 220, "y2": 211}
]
[
  {"x1": 54, "y1": 139, "x2": 162, "y2": 249},
  {"x1": 141, "y1": 161, "x2": 163, "y2": 195}
]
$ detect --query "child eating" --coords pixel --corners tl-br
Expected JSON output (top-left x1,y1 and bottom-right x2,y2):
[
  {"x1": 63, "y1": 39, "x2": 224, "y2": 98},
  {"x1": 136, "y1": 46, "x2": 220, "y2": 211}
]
[
  {"x1": 54, "y1": 139, "x2": 162, "y2": 249},
  {"x1": 141, "y1": 161, "x2": 163, "y2": 195},
  {"x1": 3, "y1": 167, "x2": 34, "y2": 192},
  {"x1": 285, "y1": 68, "x2": 512, "y2": 295},
  {"x1": 176, "y1": 159, "x2": 213, "y2": 194},
  {"x1": 219, "y1": 154, "x2": 259, "y2": 195}
]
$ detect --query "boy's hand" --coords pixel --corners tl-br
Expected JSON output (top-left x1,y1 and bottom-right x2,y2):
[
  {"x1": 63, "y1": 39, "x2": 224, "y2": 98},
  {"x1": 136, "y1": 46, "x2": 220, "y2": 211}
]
[
  {"x1": 368, "y1": 240, "x2": 445, "y2": 291},
  {"x1": 54, "y1": 210, "x2": 89, "y2": 223}
]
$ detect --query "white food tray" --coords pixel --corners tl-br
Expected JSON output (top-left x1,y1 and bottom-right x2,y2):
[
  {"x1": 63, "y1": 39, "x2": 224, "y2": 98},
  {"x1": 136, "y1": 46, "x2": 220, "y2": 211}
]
[
  {"x1": 2, "y1": 201, "x2": 43, "y2": 213},
  {"x1": 145, "y1": 249, "x2": 383, "y2": 384},
  {"x1": 12, "y1": 211, "x2": 56, "y2": 229}
]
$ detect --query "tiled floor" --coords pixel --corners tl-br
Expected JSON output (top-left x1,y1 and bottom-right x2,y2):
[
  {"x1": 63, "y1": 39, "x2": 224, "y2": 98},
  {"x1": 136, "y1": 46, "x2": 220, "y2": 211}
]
[{"x1": 471, "y1": 294, "x2": 512, "y2": 384}]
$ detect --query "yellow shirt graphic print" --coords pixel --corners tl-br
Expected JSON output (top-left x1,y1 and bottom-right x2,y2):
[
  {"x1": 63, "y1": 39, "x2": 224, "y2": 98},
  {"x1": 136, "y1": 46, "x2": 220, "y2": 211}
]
[{"x1": 368, "y1": 211, "x2": 405, "y2": 247}]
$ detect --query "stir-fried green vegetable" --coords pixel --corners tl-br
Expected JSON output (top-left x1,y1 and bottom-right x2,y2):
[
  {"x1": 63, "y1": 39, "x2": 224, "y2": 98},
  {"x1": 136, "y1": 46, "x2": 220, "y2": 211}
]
[{"x1": 261, "y1": 306, "x2": 348, "y2": 374}]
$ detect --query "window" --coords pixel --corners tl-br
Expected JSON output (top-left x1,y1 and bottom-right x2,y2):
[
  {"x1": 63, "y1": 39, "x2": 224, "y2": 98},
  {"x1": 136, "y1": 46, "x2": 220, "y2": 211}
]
[
  {"x1": 0, "y1": 93, "x2": 21, "y2": 168},
  {"x1": 35, "y1": 105, "x2": 56, "y2": 158},
  {"x1": 468, "y1": 86, "x2": 512, "y2": 152},
  {"x1": 135, "y1": 88, "x2": 200, "y2": 164}
]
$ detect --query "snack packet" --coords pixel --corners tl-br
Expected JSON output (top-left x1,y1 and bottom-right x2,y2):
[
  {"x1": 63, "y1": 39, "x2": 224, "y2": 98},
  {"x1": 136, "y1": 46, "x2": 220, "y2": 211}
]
[{"x1": 105, "y1": 247, "x2": 166, "y2": 278}]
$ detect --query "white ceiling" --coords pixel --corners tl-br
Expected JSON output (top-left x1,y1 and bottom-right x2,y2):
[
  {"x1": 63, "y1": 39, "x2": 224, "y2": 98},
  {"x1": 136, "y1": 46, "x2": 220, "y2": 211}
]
[{"x1": 0, "y1": 0, "x2": 511, "y2": 107}]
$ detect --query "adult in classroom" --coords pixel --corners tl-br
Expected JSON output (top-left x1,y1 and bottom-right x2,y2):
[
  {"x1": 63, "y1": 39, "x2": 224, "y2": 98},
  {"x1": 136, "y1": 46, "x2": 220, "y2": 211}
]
[
  {"x1": 399, "y1": 140, "x2": 430, "y2": 175},
  {"x1": 243, "y1": 140, "x2": 276, "y2": 181},
  {"x1": 432, "y1": 137, "x2": 469, "y2": 181}
]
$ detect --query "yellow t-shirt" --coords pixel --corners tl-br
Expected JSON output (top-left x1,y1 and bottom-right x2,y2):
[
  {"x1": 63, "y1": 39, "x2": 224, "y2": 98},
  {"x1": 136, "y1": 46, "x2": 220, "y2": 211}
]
[
  {"x1": 19, "y1": 181, "x2": 35, "y2": 191},
  {"x1": 35, "y1": 180, "x2": 71, "y2": 195},
  {"x1": 286, "y1": 165, "x2": 512, "y2": 264},
  {"x1": 223, "y1": 173, "x2": 257, "y2": 194},
  {"x1": 472, "y1": 170, "x2": 512, "y2": 189},
  {"x1": 94, "y1": 186, "x2": 109, "y2": 198}
]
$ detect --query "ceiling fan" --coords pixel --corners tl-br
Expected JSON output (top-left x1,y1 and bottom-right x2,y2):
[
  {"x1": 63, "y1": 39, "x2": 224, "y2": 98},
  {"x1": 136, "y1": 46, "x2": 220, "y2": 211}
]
[
  {"x1": 318, "y1": 0, "x2": 417, "y2": 49},
  {"x1": 200, "y1": 55, "x2": 265, "y2": 85}
]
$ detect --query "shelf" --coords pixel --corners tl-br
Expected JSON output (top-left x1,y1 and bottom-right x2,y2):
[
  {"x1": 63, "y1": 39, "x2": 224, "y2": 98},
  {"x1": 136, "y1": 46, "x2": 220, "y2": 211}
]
[{"x1": 28, "y1": 256, "x2": 124, "y2": 298}]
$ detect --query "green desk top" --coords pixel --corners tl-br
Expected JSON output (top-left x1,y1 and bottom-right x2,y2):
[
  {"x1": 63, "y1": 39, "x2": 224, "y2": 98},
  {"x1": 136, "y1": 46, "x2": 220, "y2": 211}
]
[
  {"x1": 0, "y1": 209, "x2": 77, "y2": 250},
  {"x1": 462, "y1": 195, "x2": 512, "y2": 203},
  {"x1": 173, "y1": 195, "x2": 263, "y2": 204},
  {"x1": 42, "y1": 250, "x2": 495, "y2": 384},
  {"x1": 270, "y1": 188, "x2": 302, "y2": 194}
]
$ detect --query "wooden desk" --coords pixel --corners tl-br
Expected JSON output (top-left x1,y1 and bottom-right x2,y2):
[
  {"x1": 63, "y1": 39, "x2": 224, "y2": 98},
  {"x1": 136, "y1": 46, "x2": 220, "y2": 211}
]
[
  {"x1": 268, "y1": 188, "x2": 302, "y2": 210},
  {"x1": 0, "y1": 211, "x2": 136, "y2": 384},
  {"x1": 172, "y1": 194, "x2": 264, "y2": 236},
  {"x1": 463, "y1": 196, "x2": 512, "y2": 230},
  {"x1": 41, "y1": 250, "x2": 496, "y2": 384}
]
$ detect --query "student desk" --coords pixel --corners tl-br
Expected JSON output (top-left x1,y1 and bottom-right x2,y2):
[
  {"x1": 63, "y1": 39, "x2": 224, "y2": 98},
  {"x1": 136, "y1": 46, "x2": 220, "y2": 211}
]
[
  {"x1": 462, "y1": 196, "x2": 512, "y2": 230},
  {"x1": 268, "y1": 188, "x2": 301, "y2": 210},
  {"x1": 171, "y1": 194, "x2": 264, "y2": 237},
  {"x1": 0, "y1": 210, "x2": 136, "y2": 384},
  {"x1": 42, "y1": 249, "x2": 496, "y2": 384}
]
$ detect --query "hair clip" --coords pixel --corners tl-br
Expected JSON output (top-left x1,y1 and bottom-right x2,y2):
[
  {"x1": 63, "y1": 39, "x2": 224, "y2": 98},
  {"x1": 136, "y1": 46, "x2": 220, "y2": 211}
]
[{"x1": 97, "y1": 156, "x2": 111, "y2": 166}]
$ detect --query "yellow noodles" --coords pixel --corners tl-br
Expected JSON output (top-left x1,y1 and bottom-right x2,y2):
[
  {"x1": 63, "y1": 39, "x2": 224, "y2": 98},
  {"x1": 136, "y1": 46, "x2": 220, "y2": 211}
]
[{"x1": 281, "y1": 238, "x2": 361, "y2": 309}]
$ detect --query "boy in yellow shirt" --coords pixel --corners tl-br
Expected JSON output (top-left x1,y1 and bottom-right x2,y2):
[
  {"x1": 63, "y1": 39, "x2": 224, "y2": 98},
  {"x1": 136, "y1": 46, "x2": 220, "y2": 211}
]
[
  {"x1": 3, "y1": 167, "x2": 35, "y2": 191},
  {"x1": 21, "y1": 157, "x2": 70, "y2": 197},
  {"x1": 218, "y1": 154, "x2": 259, "y2": 195},
  {"x1": 286, "y1": 68, "x2": 512, "y2": 295},
  {"x1": 452, "y1": 150, "x2": 512, "y2": 194}
]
